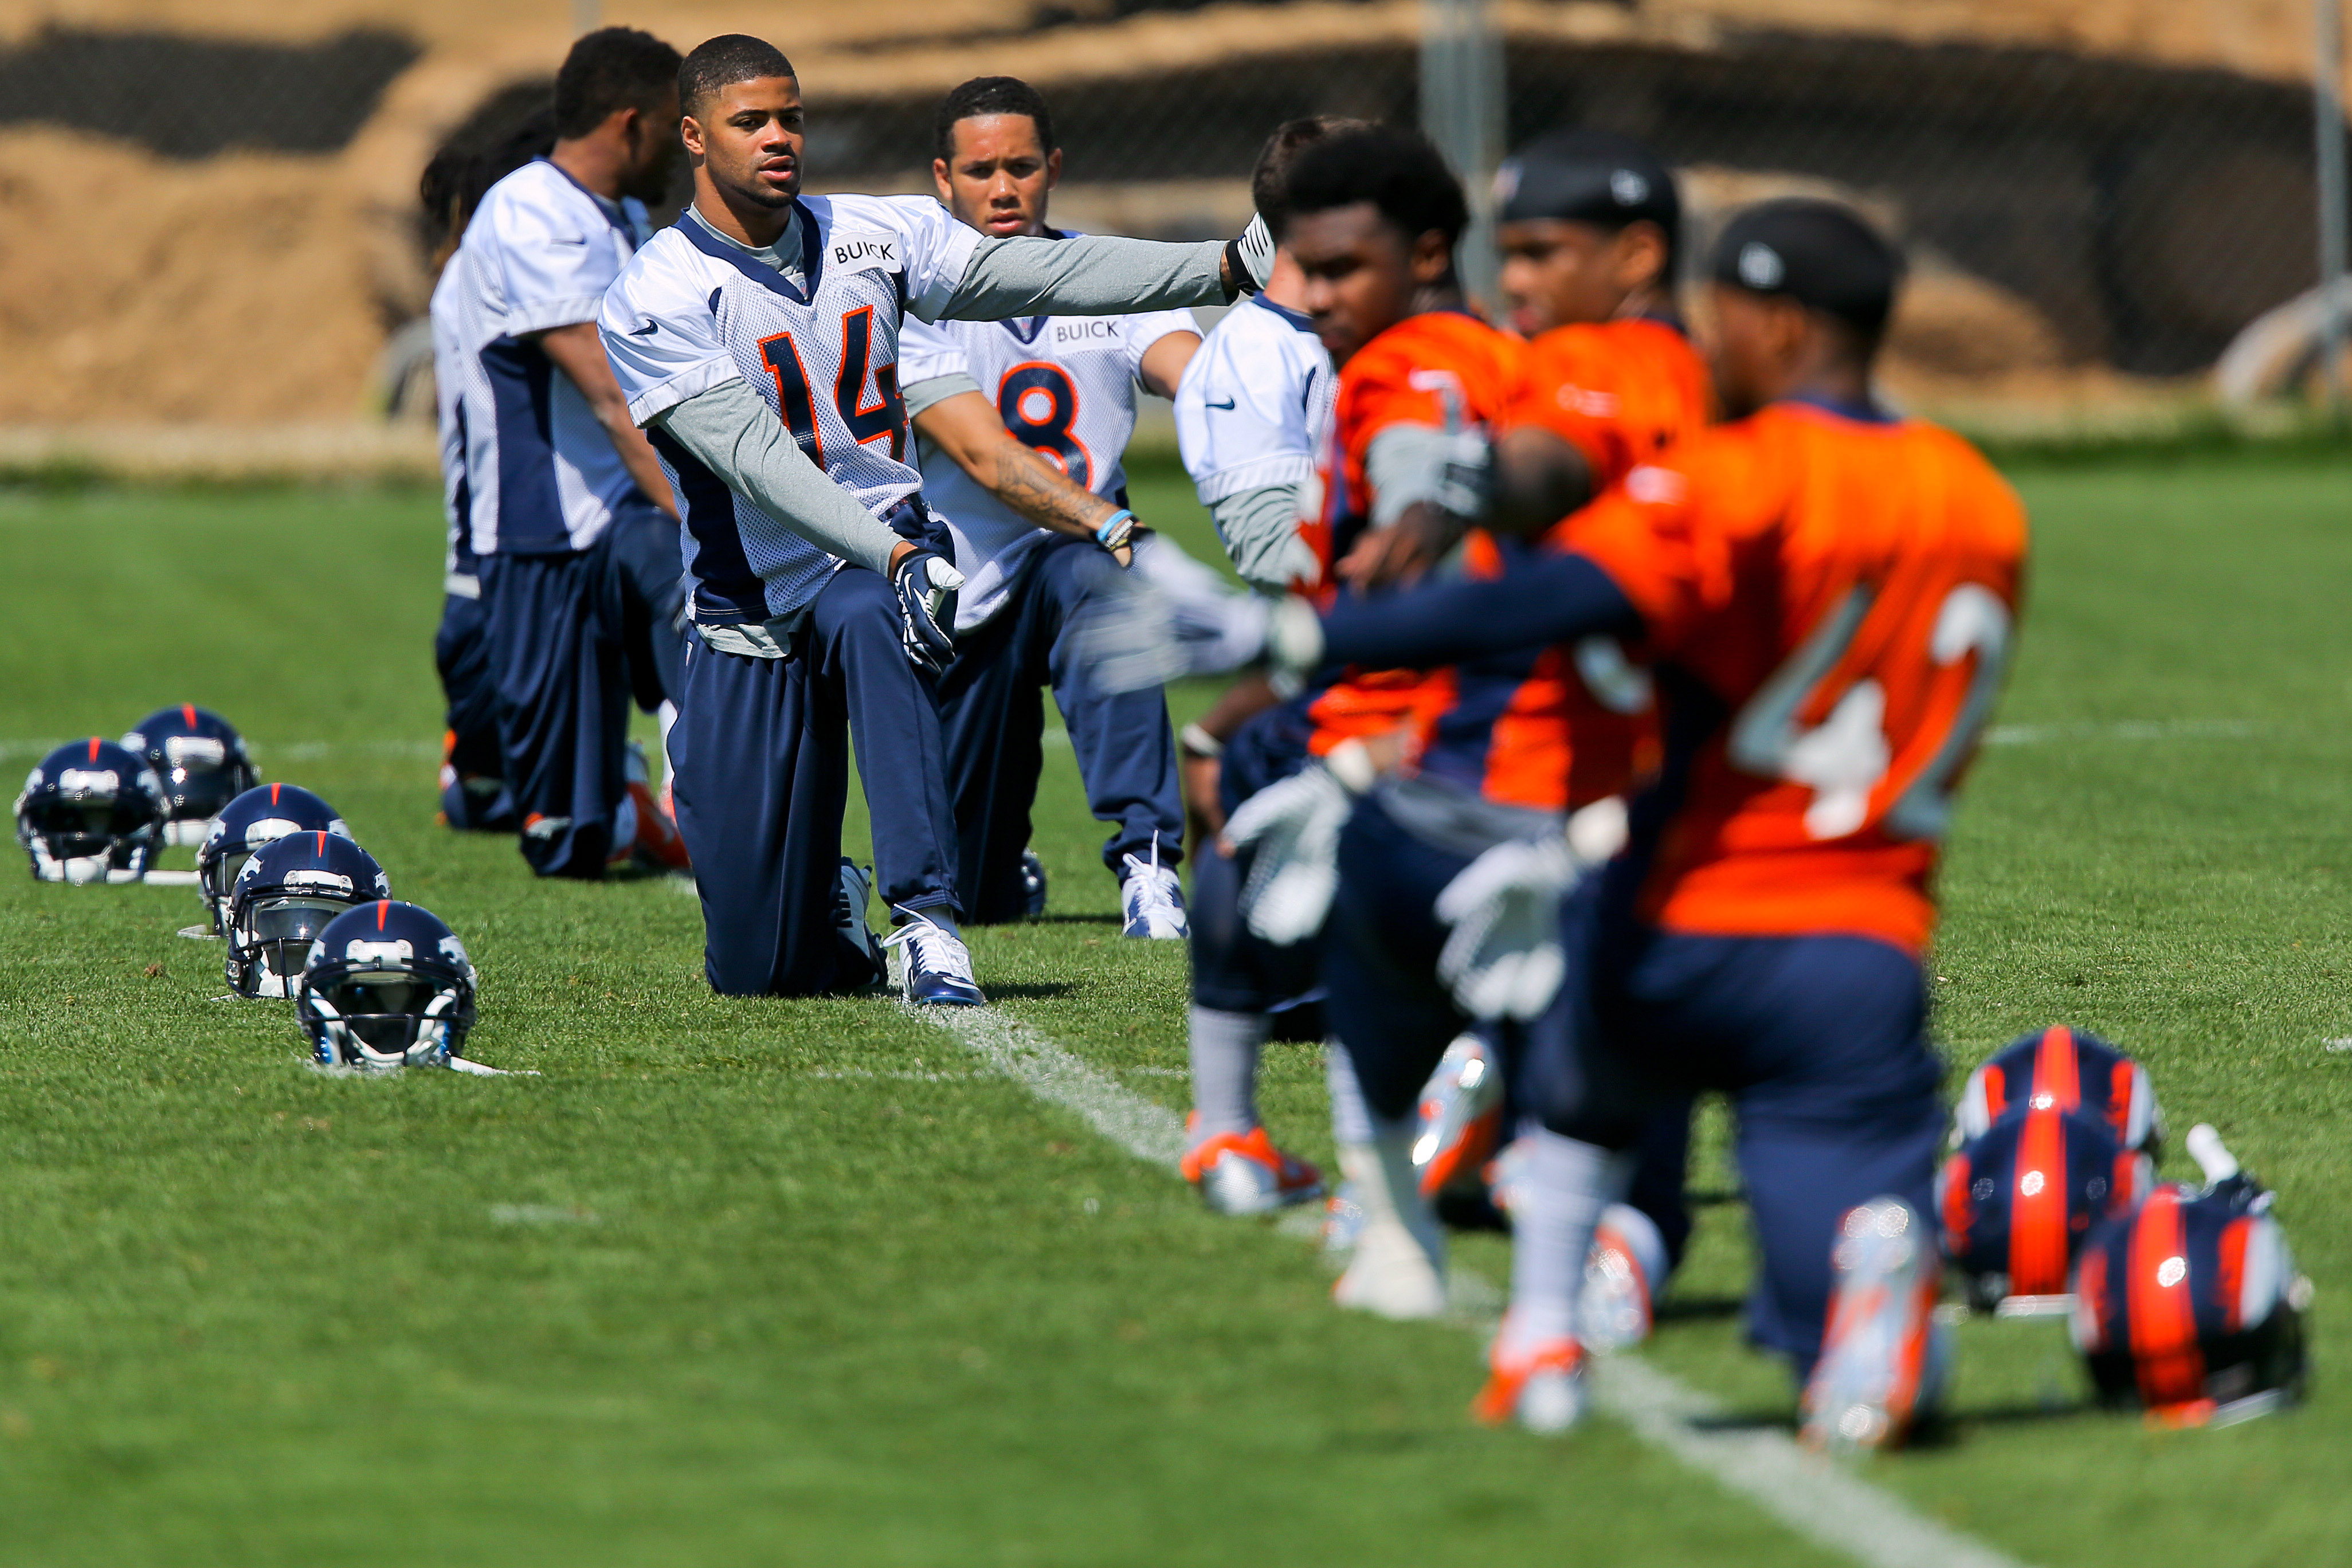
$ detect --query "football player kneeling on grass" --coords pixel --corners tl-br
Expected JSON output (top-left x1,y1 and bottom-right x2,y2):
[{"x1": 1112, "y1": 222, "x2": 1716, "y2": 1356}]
[{"x1": 1275, "y1": 200, "x2": 2026, "y2": 1445}]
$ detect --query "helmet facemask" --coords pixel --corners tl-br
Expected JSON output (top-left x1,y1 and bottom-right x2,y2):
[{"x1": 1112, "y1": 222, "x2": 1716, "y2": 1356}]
[
  {"x1": 230, "y1": 894, "x2": 360, "y2": 998},
  {"x1": 306, "y1": 970, "x2": 468, "y2": 1070}
]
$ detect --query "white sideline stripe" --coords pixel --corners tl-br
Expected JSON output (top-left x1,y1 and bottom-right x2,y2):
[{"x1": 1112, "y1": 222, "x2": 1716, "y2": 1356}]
[
  {"x1": 1983, "y1": 718, "x2": 2257, "y2": 746},
  {"x1": 911, "y1": 1005, "x2": 1186, "y2": 1170},
  {"x1": 1590, "y1": 1358, "x2": 2028, "y2": 1568},
  {"x1": 917, "y1": 1001, "x2": 2035, "y2": 1568}
]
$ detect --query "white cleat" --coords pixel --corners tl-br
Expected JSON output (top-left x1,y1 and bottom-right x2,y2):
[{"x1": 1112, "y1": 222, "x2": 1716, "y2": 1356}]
[
  {"x1": 1332, "y1": 1214, "x2": 1449, "y2": 1320},
  {"x1": 1578, "y1": 1202, "x2": 1670, "y2": 1353},
  {"x1": 1119, "y1": 837, "x2": 1188, "y2": 938},
  {"x1": 1800, "y1": 1196, "x2": 1947, "y2": 1455}
]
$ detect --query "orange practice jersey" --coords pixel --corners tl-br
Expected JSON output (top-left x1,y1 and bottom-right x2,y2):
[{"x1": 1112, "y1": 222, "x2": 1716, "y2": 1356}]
[
  {"x1": 1413, "y1": 316, "x2": 1710, "y2": 809},
  {"x1": 1565, "y1": 398, "x2": 2028, "y2": 953},
  {"x1": 1301, "y1": 309, "x2": 1526, "y2": 754}
]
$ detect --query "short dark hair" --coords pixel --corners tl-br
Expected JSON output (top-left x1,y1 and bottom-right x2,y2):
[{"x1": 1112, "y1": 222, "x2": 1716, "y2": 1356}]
[
  {"x1": 679, "y1": 34, "x2": 797, "y2": 122},
  {"x1": 1251, "y1": 116, "x2": 1370, "y2": 240},
  {"x1": 421, "y1": 96, "x2": 559, "y2": 250},
  {"x1": 933, "y1": 76, "x2": 1055, "y2": 164},
  {"x1": 552, "y1": 27, "x2": 681, "y2": 140},
  {"x1": 1285, "y1": 126, "x2": 1469, "y2": 254}
]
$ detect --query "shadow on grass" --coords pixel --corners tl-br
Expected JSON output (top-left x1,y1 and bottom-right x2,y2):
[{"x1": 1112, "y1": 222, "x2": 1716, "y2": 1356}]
[{"x1": 982, "y1": 982, "x2": 1080, "y2": 1000}]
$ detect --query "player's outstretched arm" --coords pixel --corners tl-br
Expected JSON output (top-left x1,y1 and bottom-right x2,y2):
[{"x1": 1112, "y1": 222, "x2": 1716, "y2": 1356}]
[
  {"x1": 535, "y1": 322, "x2": 680, "y2": 520},
  {"x1": 907, "y1": 386, "x2": 1135, "y2": 564},
  {"x1": 653, "y1": 379, "x2": 910, "y2": 574},
  {"x1": 927, "y1": 233, "x2": 1236, "y2": 324},
  {"x1": 1289, "y1": 550, "x2": 1644, "y2": 676}
]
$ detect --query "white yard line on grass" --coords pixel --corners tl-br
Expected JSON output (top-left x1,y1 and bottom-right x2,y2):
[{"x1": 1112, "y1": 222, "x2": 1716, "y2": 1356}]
[
  {"x1": 1982, "y1": 718, "x2": 2257, "y2": 746},
  {"x1": 911, "y1": 1001, "x2": 2036, "y2": 1568}
]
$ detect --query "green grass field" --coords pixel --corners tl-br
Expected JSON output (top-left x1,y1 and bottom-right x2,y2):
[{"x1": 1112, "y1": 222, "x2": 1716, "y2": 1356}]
[{"x1": 2, "y1": 450, "x2": 2349, "y2": 1566}]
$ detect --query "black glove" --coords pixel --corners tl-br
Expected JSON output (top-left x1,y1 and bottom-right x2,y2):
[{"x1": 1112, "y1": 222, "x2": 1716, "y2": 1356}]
[{"x1": 892, "y1": 549, "x2": 964, "y2": 675}]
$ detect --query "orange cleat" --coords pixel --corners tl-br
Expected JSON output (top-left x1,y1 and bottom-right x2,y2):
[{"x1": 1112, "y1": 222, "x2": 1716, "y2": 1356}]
[
  {"x1": 1473, "y1": 1324, "x2": 1588, "y2": 1433},
  {"x1": 1181, "y1": 1119, "x2": 1324, "y2": 1216}
]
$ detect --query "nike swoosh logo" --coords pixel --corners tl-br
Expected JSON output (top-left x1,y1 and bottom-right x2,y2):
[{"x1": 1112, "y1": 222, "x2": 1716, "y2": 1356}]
[
  {"x1": 1205, "y1": 397, "x2": 1236, "y2": 410},
  {"x1": 628, "y1": 320, "x2": 659, "y2": 336}
]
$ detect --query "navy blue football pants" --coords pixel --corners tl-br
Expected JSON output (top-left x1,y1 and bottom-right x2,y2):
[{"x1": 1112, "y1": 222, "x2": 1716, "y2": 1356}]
[
  {"x1": 1325, "y1": 790, "x2": 1693, "y2": 1265},
  {"x1": 936, "y1": 536, "x2": 1184, "y2": 924},
  {"x1": 484, "y1": 505, "x2": 684, "y2": 878},
  {"x1": 1519, "y1": 876, "x2": 1945, "y2": 1374},
  {"x1": 671, "y1": 567, "x2": 961, "y2": 997},
  {"x1": 433, "y1": 587, "x2": 515, "y2": 832},
  {"x1": 1189, "y1": 693, "x2": 1322, "y2": 1025}
]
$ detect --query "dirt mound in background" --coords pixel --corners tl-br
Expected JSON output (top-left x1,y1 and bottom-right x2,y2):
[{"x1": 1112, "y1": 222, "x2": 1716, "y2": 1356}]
[{"x1": 0, "y1": 127, "x2": 382, "y2": 422}]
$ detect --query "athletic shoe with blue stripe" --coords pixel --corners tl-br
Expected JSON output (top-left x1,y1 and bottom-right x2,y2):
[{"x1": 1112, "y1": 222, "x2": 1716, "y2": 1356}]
[{"x1": 883, "y1": 907, "x2": 985, "y2": 1006}]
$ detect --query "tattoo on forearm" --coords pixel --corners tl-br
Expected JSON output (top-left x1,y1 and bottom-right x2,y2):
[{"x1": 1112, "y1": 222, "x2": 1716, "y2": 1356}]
[{"x1": 994, "y1": 443, "x2": 1111, "y2": 537}]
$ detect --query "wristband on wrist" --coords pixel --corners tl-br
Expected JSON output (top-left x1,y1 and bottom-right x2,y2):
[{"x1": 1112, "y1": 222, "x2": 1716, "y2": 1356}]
[
  {"x1": 1179, "y1": 722, "x2": 1224, "y2": 759},
  {"x1": 1095, "y1": 508, "x2": 1136, "y2": 549}
]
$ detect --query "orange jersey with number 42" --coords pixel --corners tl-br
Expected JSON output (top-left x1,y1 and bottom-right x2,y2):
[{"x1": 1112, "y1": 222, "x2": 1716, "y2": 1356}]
[
  {"x1": 1302, "y1": 309, "x2": 1526, "y2": 754},
  {"x1": 1566, "y1": 399, "x2": 2028, "y2": 953}
]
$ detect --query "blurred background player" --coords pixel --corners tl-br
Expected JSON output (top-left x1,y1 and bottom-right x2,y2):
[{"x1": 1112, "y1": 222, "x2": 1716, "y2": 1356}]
[
  {"x1": 1217, "y1": 124, "x2": 1526, "y2": 1312},
  {"x1": 447, "y1": 26, "x2": 691, "y2": 878},
  {"x1": 1323, "y1": 128, "x2": 1712, "y2": 1328},
  {"x1": 420, "y1": 101, "x2": 555, "y2": 834},
  {"x1": 598, "y1": 37, "x2": 1267, "y2": 1002},
  {"x1": 900, "y1": 76, "x2": 1198, "y2": 938},
  {"x1": 1171, "y1": 116, "x2": 1355, "y2": 1216},
  {"x1": 1287, "y1": 200, "x2": 2024, "y2": 1443}
]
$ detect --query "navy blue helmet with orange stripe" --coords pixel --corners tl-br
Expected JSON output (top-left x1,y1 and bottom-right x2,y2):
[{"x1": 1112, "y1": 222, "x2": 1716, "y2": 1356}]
[
  {"x1": 14, "y1": 736, "x2": 170, "y2": 883},
  {"x1": 197, "y1": 783, "x2": 354, "y2": 932},
  {"x1": 225, "y1": 832, "x2": 391, "y2": 999},
  {"x1": 2071, "y1": 1128, "x2": 2309, "y2": 1425},
  {"x1": 1937, "y1": 1101, "x2": 2151, "y2": 1312},
  {"x1": 121, "y1": 704, "x2": 258, "y2": 846},
  {"x1": 297, "y1": 900, "x2": 477, "y2": 1070},
  {"x1": 1955, "y1": 1024, "x2": 2162, "y2": 1154}
]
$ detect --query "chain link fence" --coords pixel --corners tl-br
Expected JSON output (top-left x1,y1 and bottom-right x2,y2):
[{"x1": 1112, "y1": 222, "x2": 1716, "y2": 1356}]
[{"x1": 0, "y1": 6, "x2": 2343, "y2": 421}]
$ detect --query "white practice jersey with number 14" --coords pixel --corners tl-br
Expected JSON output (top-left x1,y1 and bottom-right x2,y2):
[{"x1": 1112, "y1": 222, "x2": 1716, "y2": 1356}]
[
  {"x1": 900, "y1": 281, "x2": 1196, "y2": 632},
  {"x1": 601, "y1": 195, "x2": 982, "y2": 632}
]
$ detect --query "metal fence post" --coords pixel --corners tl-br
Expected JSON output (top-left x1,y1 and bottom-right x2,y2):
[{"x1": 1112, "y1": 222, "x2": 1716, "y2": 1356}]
[
  {"x1": 2318, "y1": 0, "x2": 2348, "y2": 416},
  {"x1": 1421, "y1": 0, "x2": 1504, "y2": 307}
]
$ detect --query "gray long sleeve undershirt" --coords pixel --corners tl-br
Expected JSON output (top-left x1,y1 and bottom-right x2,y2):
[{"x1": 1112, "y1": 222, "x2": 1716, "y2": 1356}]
[
  {"x1": 924, "y1": 234, "x2": 1230, "y2": 322},
  {"x1": 650, "y1": 223, "x2": 1226, "y2": 583},
  {"x1": 1209, "y1": 484, "x2": 1318, "y2": 594},
  {"x1": 652, "y1": 378, "x2": 904, "y2": 576}
]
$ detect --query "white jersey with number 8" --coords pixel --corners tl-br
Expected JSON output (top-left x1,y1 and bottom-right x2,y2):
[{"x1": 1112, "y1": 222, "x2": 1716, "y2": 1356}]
[{"x1": 900, "y1": 277, "x2": 1197, "y2": 632}]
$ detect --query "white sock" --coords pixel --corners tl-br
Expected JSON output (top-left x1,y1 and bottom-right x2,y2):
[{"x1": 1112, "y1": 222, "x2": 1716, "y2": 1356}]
[
  {"x1": 1187, "y1": 1006, "x2": 1267, "y2": 1142},
  {"x1": 1325, "y1": 1042, "x2": 1377, "y2": 1148},
  {"x1": 1504, "y1": 1123, "x2": 1632, "y2": 1359},
  {"x1": 1343, "y1": 1115, "x2": 1444, "y2": 1259},
  {"x1": 656, "y1": 700, "x2": 679, "y2": 790}
]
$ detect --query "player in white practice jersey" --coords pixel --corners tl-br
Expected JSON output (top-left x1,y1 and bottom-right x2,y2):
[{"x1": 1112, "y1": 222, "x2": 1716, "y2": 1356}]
[
  {"x1": 597, "y1": 37, "x2": 1271, "y2": 1002},
  {"x1": 445, "y1": 28, "x2": 690, "y2": 880},
  {"x1": 421, "y1": 103, "x2": 558, "y2": 835},
  {"x1": 899, "y1": 77, "x2": 1199, "y2": 938},
  {"x1": 1169, "y1": 117, "x2": 1358, "y2": 1214}
]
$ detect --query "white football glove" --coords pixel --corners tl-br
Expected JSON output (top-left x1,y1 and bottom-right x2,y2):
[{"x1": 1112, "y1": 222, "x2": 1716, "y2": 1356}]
[
  {"x1": 1222, "y1": 744, "x2": 1373, "y2": 944},
  {"x1": 1433, "y1": 834, "x2": 1582, "y2": 1021},
  {"x1": 1224, "y1": 213, "x2": 1277, "y2": 295}
]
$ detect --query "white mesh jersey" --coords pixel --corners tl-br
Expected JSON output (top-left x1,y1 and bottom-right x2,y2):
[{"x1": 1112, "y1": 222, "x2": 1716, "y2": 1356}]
[
  {"x1": 446, "y1": 158, "x2": 652, "y2": 556},
  {"x1": 899, "y1": 272, "x2": 1197, "y2": 631},
  {"x1": 426, "y1": 264, "x2": 480, "y2": 593},
  {"x1": 601, "y1": 195, "x2": 981, "y2": 629},
  {"x1": 1173, "y1": 293, "x2": 1335, "y2": 505}
]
